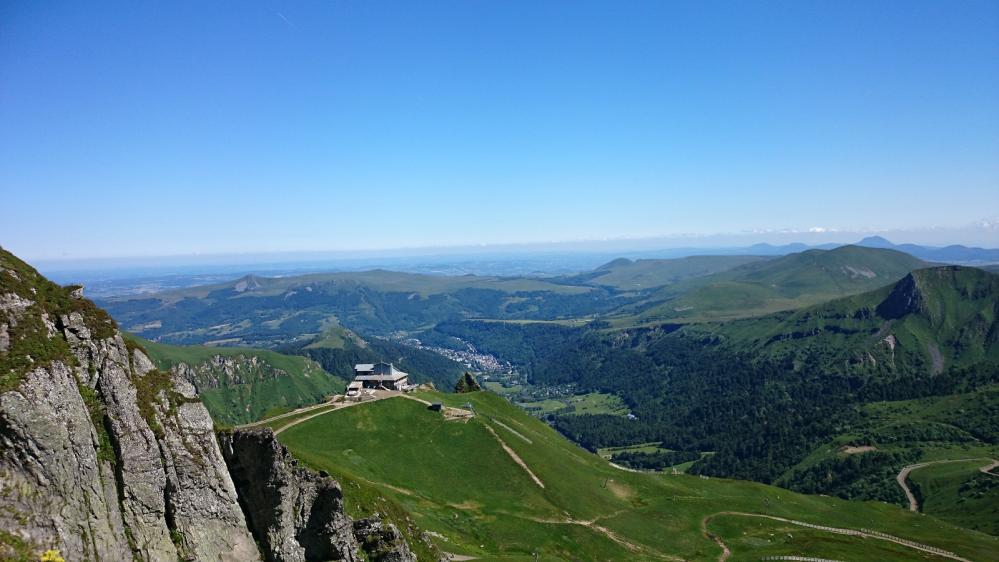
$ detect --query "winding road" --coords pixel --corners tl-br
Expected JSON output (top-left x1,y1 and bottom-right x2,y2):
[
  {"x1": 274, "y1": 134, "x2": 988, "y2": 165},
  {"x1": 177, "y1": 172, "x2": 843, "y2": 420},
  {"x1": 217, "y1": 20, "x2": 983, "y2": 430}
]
[{"x1": 895, "y1": 457, "x2": 998, "y2": 512}]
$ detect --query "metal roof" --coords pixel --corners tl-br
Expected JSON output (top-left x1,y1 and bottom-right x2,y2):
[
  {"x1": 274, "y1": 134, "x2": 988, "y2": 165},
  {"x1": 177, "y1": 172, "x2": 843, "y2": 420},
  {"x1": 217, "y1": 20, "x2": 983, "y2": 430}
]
[{"x1": 354, "y1": 373, "x2": 408, "y2": 382}]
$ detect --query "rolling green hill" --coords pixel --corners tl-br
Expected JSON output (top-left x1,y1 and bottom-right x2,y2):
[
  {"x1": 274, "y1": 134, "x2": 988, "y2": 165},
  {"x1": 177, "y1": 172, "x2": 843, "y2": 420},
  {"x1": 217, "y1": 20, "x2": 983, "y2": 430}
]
[
  {"x1": 276, "y1": 390, "x2": 999, "y2": 561},
  {"x1": 133, "y1": 337, "x2": 346, "y2": 424},
  {"x1": 908, "y1": 459, "x2": 999, "y2": 535},
  {"x1": 98, "y1": 269, "x2": 615, "y2": 347},
  {"x1": 98, "y1": 247, "x2": 930, "y2": 350},
  {"x1": 612, "y1": 246, "x2": 928, "y2": 325},
  {"x1": 693, "y1": 265, "x2": 999, "y2": 378},
  {"x1": 569, "y1": 255, "x2": 771, "y2": 290}
]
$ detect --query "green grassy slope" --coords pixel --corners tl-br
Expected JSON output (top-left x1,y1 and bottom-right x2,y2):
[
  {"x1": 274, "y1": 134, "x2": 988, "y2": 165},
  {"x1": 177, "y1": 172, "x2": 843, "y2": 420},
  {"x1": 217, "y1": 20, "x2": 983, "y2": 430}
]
[
  {"x1": 134, "y1": 337, "x2": 346, "y2": 424},
  {"x1": 613, "y1": 246, "x2": 928, "y2": 325},
  {"x1": 98, "y1": 268, "x2": 610, "y2": 346},
  {"x1": 277, "y1": 391, "x2": 998, "y2": 561},
  {"x1": 121, "y1": 269, "x2": 592, "y2": 302},
  {"x1": 909, "y1": 459, "x2": 999, "y2": 536},
  {"x1": 573, "y1": 255, "x2": 770, "y2": 290},
  {"x1": 691, "y1": 266, "x2": 999, "y2": 378}
]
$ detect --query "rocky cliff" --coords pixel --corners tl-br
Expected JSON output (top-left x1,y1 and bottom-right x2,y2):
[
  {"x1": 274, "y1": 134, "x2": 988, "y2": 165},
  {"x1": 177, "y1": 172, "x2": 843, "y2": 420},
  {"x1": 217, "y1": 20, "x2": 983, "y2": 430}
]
[
  {"x1": 0, "y1": 249, "x2": 418, "y2": 561},
  {"x1": 220, "y1": 428, "x2": 415, "y2": 562}
]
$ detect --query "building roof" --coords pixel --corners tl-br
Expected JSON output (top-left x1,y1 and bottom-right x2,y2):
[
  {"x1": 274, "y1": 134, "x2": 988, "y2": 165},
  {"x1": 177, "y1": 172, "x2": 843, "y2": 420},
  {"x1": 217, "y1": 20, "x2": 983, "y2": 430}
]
[
  {"x1": 354, "y1": 372, "x2": 408, "y2": 382},
  {"x1": 353, "y1": 362, "x2": 408, "y2": 382},
  {"x1": 347, "y1": 381, "x2": 363, "y2": 389}
]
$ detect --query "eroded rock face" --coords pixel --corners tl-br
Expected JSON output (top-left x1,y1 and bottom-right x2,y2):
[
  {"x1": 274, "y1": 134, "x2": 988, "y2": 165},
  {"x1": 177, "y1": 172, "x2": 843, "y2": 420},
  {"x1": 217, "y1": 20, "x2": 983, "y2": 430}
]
[
  {"x1": 0, "y1": 360, "x2": 133, "y2": 560},
  {"x1": 173, "y1": 354, "x2": 289, "y2": 392},
  {"x1": 220, "y1": 428, "x2": 419, "y2": 562},
  {"x1": 1, "y1": 250, "x2": 415, "y2": 562},
  {"x1": 876, "y1": 273, "x2": 924, "y2": 320},
  {"x1": 353, "y1": 517, "x2": 417, "y2": 562},
  {"x1": 1, "y1": 251, "x2": 260, "y2": 562},
  {"x1": 153, "y1": 376, "x2": 262, "y2": 562},
  {"x1": 219, "y1": 428, "x2": 361, "y2": 562}
]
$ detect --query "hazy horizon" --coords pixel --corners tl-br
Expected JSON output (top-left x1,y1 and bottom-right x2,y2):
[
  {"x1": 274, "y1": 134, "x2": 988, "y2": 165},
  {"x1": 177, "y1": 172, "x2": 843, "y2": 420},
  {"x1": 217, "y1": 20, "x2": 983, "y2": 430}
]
[{"x1": 21, "y1": 223, "x2": 999, "y2": 274}]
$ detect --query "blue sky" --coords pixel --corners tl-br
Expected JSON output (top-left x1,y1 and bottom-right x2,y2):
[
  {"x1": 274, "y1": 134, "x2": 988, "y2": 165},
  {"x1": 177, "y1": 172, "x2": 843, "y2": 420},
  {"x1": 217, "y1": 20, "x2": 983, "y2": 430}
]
[{"x1": 1, "y1": 1, "x2": 998, "y2": 260}]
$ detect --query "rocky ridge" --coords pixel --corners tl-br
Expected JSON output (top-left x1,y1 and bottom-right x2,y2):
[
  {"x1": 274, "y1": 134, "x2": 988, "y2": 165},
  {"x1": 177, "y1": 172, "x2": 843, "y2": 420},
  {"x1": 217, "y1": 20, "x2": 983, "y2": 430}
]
[
  {"x1": 172, "y1": 354, "x2": 289, "y2": 391},
  {"x1": 220, "y1": 428, "x2": 416, "y2": 562},
  {"x1": 0, "y1": 248, "x2": 419, "y2": 561}
]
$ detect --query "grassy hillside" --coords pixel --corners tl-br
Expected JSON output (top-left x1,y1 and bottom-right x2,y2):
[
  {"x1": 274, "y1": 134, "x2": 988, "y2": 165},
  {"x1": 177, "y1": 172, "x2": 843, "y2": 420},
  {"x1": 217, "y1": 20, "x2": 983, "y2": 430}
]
[
  {"x1": 134, "y1": 337, "x2": 346, "y2": 424},
  {"x1": 570, "y1": 255, "x2": 770, "y2": 290},
  {"x1": 777, "y1": 385, "x2": 999, "y2": 531},
  {"x1": 612, "y1": 246, "x2": 928, "y2": 325},
  {"x1": 98, "y1": 269, "x2": 615, "y2": 346},
  {"x1": 136, "y1": 269, "x2": 592, "y2": 301},
  {"x1": 693, "y1": 266, "x2": 999, "y2": 378},
  {"x1": 908, "y1": 459, "x2": 999, "y2": 535},
  {"x1": 277, "y1": 391, "x2": 999, "y2": 561},
  {"x1": 97, "y1": 247, "x2": 927, "y2": 348}
]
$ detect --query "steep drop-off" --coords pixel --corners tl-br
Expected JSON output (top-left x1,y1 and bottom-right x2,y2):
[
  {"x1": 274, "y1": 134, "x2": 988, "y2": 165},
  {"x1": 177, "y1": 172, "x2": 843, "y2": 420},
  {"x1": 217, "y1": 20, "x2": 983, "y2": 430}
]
[{"x1": 0, "y1": 248, "x2": 416, "y2": 561}]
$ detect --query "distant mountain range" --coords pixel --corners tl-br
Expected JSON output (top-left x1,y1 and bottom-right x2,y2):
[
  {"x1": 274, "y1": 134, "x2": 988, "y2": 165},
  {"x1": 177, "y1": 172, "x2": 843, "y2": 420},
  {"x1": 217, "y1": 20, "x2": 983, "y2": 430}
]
[
  {"x1": 656, "y1": 237, "x2": 999, "y2": 264},
  {"x1": 854, "y1": 236, "x2": 999, "y2": 263}
]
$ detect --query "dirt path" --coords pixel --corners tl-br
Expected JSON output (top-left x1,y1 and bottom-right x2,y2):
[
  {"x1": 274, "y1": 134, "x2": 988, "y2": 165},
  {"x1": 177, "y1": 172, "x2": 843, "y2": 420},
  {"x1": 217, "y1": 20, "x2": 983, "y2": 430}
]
[
  {"x1": 267, "y1": 391, "x2": 399, "y2": 435},
  {"x1": 238, "y1": 399, "x2": 342, "y2": 428},
  {"x1": 491, "y1": 419, "x2": 532, "y2": 444},
  {"x1": 896, "y1": 458, "x2": 995, "y2": 511},
  {"x1": 704, "y1": 511, "x2": 972, "y2": 562},
  {"x1": 608, "y1": 462, "x2": 642, "y2": 473},
  {"x1": 978, "y1": 458, "x2": 999, "y2": 477},
  {"x1": 481, "y1": 423, "x2": 545, "y2": 488},
  {"x1": 700, "y1": 515, "x2": 731, "y2": 562},
  {"x1": 400, "y1": 393, "x2": 432, "y2": 406},
  {"x1": 518, "y1": 512, "x2": 681, "y2": 560}
]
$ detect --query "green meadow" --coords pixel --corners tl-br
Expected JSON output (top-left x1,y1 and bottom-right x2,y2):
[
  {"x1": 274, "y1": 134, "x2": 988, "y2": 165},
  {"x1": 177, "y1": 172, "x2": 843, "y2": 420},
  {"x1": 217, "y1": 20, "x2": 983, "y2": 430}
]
[{"x1": 276, "y1": 391, "x2": 999, "y2": 561}]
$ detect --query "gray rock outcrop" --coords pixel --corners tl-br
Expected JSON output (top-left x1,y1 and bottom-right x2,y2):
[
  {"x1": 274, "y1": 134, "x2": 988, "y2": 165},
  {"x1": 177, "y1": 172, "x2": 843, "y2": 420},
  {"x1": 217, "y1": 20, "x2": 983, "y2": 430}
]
[
  {"x1": 219, "y1": 428, "x2": 361, "y2": 562},
  {"x1": 353, "y1": 517, "x2": 417, "y2": 562},
  {"x1": 1, "y1": 250, "x2": 260, "y2": 561},
  {"x1": 219, "y1": 428, "x2": 418, "y2": 562},
  {"x1": 1, "y1": 248, "x2": 419, "y2": 561}
]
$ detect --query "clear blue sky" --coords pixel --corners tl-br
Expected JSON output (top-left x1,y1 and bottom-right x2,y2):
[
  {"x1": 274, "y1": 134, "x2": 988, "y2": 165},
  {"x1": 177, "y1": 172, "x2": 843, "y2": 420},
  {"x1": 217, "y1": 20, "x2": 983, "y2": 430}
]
[{"x1": 2, "y1": 1, "x2": 997, "y2": 260}]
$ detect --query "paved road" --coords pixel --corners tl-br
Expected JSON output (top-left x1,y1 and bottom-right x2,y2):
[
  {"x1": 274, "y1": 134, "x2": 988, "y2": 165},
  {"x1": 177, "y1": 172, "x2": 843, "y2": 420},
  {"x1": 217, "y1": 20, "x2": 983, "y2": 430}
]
[{"x1": 895, "y1": 457, "x2": 996, "y2": 512}]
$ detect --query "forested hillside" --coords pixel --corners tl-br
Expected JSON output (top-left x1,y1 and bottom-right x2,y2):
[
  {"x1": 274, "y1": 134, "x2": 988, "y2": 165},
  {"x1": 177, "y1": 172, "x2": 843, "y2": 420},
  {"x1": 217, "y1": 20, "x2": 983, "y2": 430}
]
[{"x1": 536, "y1": 267, "x2": 999, "y2": 487}]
